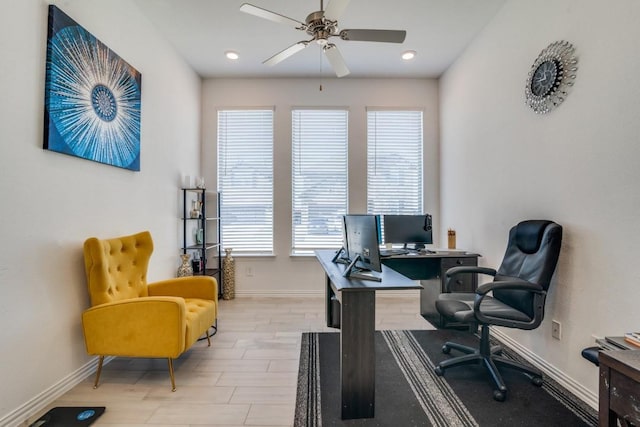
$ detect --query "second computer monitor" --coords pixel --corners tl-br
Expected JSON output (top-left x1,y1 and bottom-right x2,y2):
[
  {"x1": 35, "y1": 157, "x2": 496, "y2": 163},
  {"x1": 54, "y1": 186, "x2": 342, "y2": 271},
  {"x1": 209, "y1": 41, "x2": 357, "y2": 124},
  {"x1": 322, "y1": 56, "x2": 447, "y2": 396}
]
[
  {"x1": 383, "y1": 214, "x2": 433, "y2": 250},
  {"x1": 344, "y1": 214, "x2": 382, "y2": 273}
]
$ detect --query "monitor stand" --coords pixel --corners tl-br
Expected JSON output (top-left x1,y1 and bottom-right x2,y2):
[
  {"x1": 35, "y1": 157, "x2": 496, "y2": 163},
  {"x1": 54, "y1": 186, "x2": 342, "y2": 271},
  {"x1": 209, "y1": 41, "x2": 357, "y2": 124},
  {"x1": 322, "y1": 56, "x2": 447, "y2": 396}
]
[
  {"x1": 404, "y1": 243, "x2": 424, "y2": 252},
  {"x1": 332, "y1": 246, "x2": 349, "y2": 265},
  {"x1": 342, "y1": 254, "x2": 382, "y2": 282}
]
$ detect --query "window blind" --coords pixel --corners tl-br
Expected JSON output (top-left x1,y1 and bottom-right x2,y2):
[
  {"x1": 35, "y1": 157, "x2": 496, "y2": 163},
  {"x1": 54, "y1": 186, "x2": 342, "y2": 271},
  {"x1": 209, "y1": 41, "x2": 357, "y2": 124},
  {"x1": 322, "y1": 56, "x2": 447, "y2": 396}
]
[
  {"x1": 217, "y1": 109, "x2": 274, "y2": 254},
  {"x1": 292, "y1": 109, "x2": 348, "y2": 254},
  {"x1": 367, "y1": 110, "x2": 423, "y2": 215}
]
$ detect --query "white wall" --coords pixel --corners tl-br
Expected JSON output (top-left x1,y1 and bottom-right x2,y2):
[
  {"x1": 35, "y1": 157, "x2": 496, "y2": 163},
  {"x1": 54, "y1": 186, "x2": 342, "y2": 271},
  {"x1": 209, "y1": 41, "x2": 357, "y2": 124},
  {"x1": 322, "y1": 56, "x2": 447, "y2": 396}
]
[
  {"x1": 0, "y1": 0, "x2": 201, "y2": 422},
  {"x1": 440, "y1": 0, "x2": 640, "y2": 402},
  {"x1": 4, "y1": 0, "x2": 629, "y2": 418},
  {"x1": 202, "y1": 78, "x2": 439, "y2": 294}
]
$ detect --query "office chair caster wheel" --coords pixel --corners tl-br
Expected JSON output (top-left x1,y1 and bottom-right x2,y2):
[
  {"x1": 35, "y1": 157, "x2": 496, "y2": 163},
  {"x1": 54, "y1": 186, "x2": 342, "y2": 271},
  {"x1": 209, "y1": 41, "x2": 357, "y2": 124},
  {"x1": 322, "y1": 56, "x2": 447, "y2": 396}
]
[
  {"x1": 434, "y1": 366, "x2": 444, "y2": 376},
  {"x1": 441, "y1": 344, "x2": 451, "y2": 354},
  {"x1": 531, "y1": 376, "x2": 543, "y2": 387},
  {"x1": 493, "y1": 390, "x2": 506, "y2": 402}
]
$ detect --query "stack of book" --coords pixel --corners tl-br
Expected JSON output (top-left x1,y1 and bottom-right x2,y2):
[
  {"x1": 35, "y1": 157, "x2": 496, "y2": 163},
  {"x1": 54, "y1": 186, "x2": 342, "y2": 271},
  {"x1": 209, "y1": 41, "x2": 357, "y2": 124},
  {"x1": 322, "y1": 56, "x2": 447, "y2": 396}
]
[
  {"x1": 624, "y1": 332, "x2": 640, "y2": 348},
  {"x1": 596, "y1": 335, "x2": 639, "y2": 351}
]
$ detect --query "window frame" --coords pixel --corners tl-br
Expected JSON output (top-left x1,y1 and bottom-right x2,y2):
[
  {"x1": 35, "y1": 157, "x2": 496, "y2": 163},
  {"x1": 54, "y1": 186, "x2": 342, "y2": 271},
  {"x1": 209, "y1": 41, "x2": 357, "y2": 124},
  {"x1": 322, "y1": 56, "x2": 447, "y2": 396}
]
[
  {"x1": 366, "y1": 107, "x2": 424, "y2": 217},
  {"x1": 217, "y1": 107, "x2": 275, "y2": 255},
  {"x1": 291, "y1": 107, "x2": 349, "y2": 255}
]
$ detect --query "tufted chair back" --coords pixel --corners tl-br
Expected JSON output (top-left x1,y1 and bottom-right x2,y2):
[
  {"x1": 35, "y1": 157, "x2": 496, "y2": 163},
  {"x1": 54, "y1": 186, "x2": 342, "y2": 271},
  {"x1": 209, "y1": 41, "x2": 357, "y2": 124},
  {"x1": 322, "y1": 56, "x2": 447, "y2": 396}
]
[{"x1": 83, "y1": 231, "x2": 153, "y2": 307}]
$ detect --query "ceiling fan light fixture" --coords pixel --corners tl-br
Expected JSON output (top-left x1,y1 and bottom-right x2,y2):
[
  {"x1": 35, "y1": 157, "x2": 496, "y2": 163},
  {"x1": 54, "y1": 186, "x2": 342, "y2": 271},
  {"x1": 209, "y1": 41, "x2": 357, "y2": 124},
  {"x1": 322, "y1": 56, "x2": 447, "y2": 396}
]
[
  {"x1": 225, "y1": 51, "x2": 239, "y2": 60},
  {"x1": 239, "y1": 1, "x2": 407, "y2": 77},
  {"x1": 402, "y1": 50, "x2": 416, "y2": 60}
]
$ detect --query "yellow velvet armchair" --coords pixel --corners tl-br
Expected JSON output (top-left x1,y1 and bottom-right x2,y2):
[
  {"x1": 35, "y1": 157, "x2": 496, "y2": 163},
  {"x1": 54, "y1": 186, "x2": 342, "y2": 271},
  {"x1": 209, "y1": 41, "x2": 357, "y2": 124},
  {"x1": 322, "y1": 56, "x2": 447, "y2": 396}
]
[{"x1": 82, "y1": 231, "x2": 218, "y2": 391}]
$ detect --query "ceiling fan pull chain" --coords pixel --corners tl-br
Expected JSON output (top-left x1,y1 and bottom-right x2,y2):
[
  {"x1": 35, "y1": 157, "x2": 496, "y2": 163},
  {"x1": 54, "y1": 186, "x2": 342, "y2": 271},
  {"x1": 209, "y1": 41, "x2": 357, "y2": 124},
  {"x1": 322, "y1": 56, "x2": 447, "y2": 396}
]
[{"x1": 319, "y1": 48, "x2": 323, "y2": 91}]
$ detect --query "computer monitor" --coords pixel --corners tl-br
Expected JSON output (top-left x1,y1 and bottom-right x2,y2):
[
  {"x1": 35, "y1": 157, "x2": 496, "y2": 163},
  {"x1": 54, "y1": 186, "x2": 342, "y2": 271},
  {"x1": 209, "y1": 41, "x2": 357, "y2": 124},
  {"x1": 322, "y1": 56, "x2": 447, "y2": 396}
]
[
  {"x1": 331, "y1": 215, "x2": 349, "y2": 264},
  {"x1": 341, "y1": 214, "x2": 382, "y2": 281},
  {"x1": 383, "y1": 214, "x2": 433, "y2": 250}
]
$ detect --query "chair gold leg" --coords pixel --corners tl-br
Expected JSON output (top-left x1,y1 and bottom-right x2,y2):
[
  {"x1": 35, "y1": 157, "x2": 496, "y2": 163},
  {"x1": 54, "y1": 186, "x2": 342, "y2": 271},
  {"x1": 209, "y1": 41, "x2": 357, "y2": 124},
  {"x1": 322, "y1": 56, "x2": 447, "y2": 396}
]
[
  {"x1": 206, "y1": 329, "x2": 211, "y2": 347},
  {"x1": 93, "y1": 356, "x2": 104, "y2": 389},
  {"x1": 168, "y1": 358, "x2": 176, "y2": 392}
]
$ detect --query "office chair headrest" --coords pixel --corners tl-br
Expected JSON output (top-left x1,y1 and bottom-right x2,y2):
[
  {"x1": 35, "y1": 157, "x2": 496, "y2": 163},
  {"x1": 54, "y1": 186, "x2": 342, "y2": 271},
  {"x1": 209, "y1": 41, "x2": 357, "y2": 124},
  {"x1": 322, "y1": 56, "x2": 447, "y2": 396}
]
[{"x1": 515, "y1": 220, "x2": 553, "y2": 254}]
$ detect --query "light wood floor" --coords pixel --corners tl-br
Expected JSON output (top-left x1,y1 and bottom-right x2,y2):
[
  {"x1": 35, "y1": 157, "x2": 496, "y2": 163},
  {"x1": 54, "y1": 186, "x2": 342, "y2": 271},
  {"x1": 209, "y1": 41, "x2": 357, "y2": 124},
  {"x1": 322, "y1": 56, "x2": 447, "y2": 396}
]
[{"x1": 36, "y1": 294, "x2": 433, "y2": 426}]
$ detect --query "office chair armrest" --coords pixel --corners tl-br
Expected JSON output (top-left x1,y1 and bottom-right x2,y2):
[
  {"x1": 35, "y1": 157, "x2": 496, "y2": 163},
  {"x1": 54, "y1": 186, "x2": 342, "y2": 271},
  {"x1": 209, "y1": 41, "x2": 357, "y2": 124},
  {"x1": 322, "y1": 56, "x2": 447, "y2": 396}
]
[
  {"x1": 445, "y1": 266, "x2": 497, "y2": 291},
  {"x1": 475, "y1": 280, "x2": 544, "y2": 296},
  {"x1": 473, "y1": 281, "x2": 547, "y2": 330},
  {"x1": 446, "y1": 266, "x2": 497, "y2": 278}
]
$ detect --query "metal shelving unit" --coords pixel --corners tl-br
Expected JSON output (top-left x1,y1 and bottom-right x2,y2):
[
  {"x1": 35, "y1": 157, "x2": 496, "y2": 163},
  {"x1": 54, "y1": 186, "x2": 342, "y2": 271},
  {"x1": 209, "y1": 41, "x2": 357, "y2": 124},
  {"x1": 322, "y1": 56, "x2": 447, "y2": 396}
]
[{"x1": 181, "y1": 188, "x2": 221, "y2": 294}]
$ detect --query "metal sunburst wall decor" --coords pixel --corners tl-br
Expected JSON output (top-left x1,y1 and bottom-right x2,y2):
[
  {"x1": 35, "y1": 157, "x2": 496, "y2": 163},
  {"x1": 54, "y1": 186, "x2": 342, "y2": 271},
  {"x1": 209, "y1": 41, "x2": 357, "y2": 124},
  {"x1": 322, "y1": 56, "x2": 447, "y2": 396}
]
[
  {"x1": 44, "y1": 5, "x2": 142, "y2": 171},
  {"x1": 525, "y1": 40, "x2": 578, "y2": 114}
]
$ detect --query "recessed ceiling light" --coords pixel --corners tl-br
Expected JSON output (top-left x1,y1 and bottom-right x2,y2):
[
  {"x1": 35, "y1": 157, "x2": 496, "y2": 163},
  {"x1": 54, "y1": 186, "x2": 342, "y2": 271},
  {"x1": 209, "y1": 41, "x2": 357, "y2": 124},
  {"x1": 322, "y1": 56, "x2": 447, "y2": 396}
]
[
  {"x1": 225, "y1": 51, "x2": 239, "y2": 60},
  {"x1": 401, "y1": 50, "x2": 416, "y2": 60}
]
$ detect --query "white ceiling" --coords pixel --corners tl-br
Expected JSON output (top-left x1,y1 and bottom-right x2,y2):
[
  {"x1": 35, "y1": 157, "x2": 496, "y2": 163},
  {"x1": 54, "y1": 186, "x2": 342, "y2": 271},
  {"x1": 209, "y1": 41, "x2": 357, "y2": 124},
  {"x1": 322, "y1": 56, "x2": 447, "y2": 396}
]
[{"x1": 133, "y1": 0, "x2": 507, "y2": 79}]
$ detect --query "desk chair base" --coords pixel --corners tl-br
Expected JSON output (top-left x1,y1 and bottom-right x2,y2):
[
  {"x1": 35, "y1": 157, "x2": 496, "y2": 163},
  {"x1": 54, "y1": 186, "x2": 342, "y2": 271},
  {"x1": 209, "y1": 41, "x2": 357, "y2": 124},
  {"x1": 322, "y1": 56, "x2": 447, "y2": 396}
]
[{"x1": 434, "y1": 325, "x2": 543, "y2": 402}]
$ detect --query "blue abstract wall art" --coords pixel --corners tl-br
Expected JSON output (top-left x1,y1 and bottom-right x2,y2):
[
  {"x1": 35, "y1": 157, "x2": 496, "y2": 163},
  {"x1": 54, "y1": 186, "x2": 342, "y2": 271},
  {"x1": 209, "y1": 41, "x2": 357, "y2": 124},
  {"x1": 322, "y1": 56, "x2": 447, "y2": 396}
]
[{"x1": 44, "y1": 5, "x2": 142, "y2": 171}]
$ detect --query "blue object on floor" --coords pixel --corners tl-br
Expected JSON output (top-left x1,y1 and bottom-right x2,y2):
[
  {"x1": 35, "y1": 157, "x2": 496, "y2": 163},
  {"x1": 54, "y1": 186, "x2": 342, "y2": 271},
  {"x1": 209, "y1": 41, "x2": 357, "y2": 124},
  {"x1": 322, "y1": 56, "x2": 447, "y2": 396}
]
[{"x1": 30, "y1": 407, "x2": 105, "y2": 427}]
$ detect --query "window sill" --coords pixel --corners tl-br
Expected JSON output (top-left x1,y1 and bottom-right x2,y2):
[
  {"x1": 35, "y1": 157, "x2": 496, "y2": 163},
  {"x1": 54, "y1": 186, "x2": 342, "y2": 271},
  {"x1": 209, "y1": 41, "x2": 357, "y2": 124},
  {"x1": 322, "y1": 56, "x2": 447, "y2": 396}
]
[
  {"x1": 289, "y1": 252, "x2": 317, "y2": 258},
  {"x1": 224, "y1": 252, "x2": 276, "y2": 258}
]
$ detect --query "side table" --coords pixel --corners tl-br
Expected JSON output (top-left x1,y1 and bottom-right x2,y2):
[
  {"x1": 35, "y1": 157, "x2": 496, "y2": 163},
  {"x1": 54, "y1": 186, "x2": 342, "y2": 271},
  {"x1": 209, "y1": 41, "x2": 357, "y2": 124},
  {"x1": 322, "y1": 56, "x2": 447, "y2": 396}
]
[{"x1": 598, "y1": 349, "x2": 640, "y2": 426}]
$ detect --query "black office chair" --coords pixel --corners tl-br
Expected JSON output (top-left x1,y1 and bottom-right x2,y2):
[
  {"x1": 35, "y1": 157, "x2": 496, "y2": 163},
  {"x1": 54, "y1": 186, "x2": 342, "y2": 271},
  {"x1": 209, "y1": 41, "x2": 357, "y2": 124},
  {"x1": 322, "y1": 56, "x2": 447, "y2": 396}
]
[{"x1": 434, "y1": 220, "x2": 562, "y2": 402}]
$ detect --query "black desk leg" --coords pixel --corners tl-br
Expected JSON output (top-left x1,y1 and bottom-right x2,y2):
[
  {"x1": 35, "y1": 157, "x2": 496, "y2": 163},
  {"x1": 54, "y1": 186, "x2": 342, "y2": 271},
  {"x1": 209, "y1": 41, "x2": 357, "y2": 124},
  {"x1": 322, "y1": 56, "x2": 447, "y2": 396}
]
[
  {"x1": 326, "y1": 276, "x2": 341, "y2": 328},
  {"x1": 325, "y1": 275, "x2": 333, "y2": 327},
  {"x1": 340, "y1": 290, "x2": 375, "y2": 419}
]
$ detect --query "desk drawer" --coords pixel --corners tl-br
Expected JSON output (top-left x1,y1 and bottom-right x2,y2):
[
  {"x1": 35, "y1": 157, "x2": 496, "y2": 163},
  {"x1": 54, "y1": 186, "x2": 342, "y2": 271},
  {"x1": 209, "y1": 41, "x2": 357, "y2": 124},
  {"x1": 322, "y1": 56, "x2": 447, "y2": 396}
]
[
  {"x1": 609, "y1": 369, "x2": 640, "y2": 425},
  {"x1": 381, "y1": 257, "x2": 439, "y2": 280},
  {"x1": 441, "y1": 257, "x2": 477, "y2": 293}
]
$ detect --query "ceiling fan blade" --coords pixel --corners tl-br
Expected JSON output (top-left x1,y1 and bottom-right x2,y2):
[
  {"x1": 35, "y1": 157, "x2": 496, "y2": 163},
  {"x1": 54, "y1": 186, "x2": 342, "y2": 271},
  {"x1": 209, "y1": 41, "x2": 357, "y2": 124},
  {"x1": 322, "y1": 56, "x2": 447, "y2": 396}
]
[
  {"x1": 263, "y1": 41, "x2": 309, "y2": 66},
  {"x1": 323, "y1": 0, "x2": 350, "y2": 21},
  {"x1": 323, "y1": 44, "x2": 350, "y2": 78},
  {"x1": 240, "y1": 3, "x2": 305, "y2": 28},
  {"x1": 340, "y1": 29, "x2": 406, "y2": 43}
]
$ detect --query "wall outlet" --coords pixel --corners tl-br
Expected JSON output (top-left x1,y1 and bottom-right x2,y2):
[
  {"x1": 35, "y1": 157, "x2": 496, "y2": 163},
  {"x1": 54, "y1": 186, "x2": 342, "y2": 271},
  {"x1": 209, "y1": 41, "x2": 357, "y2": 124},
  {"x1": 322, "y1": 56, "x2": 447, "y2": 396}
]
[
  {"x1": 551, "y1": 320, "x2": 561, "y2": 340},
  {"x1": 245, "y1": 266, "x2": 253, "y2": 277}
]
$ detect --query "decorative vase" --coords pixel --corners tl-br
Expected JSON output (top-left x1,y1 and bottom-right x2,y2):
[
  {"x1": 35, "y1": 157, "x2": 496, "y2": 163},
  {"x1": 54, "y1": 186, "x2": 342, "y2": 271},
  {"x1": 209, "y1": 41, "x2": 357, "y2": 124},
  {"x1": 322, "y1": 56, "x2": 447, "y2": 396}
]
[
  {"x1": 222, "y1": 248, "x2": 235, "y2": 300},
  {"x1": 447, "y1": 229, "x2": 457, "y2": 249},
  {"x1": 191, "y1": 252, "x2": 202, "y2": 273},
  {"x1": 195, "y1": 176, "x2": 205, "y2": 189},
  {"x1": 177, "y1": 253, "x2": 193, "y2": 277},
  {"x1": 190, "y1": 199, "x2": 200, "y2": 219}
]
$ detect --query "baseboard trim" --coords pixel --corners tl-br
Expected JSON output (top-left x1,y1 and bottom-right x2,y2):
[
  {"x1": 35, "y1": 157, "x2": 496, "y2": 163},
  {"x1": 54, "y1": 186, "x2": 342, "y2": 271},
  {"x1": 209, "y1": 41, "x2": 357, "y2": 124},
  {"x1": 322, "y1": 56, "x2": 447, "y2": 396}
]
[
  {"x1": 492, "y1": 329, "x2": 598, "y2": 410},
  {"x1": 0, "y1": 356, "x2": 111, "y2": 427},
  {"x1": 233, "y1": 289, "x2": 324, "y2": 297},
  {"x1": 232, "y1": 289, "x2": 421, "y2": 298}
]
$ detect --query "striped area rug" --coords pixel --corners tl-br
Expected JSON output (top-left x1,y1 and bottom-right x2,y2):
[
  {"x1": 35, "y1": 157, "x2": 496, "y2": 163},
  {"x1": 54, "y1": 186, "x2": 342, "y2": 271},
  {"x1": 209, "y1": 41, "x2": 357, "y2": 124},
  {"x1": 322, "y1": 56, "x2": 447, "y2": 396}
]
[{"x1": 294, "y1": 329, "x2": 597, "y2": 427}]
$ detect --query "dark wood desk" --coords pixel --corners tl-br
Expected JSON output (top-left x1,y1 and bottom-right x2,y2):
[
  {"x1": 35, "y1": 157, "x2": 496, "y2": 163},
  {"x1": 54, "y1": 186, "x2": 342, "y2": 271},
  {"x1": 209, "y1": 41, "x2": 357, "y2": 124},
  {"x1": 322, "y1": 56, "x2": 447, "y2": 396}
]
[
  {"x1": 599, "y1": 349, "x2": 640, "y2": 426},
  {"x1": 380, "y1": 251, "x2": 480, "y2": 327},
  {"x1": 316, "y1": 250, "x2": 421, "y2": 420}
]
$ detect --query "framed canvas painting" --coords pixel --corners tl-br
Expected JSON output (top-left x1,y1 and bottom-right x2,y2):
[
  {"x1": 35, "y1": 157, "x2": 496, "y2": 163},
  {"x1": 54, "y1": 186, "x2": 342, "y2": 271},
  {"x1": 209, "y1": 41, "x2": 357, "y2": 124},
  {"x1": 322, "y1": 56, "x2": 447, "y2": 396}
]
[{"x1": 44, "y1": 5, "x2": 142, "y2": 171}]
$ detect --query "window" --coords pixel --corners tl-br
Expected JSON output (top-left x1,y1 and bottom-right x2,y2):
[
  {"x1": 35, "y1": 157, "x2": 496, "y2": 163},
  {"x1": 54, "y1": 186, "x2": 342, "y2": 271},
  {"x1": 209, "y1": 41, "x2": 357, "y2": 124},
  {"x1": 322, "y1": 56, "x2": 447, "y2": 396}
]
[
  {"x1": 292, "y1": 109, "x2": 348, "y2": 254},
  {"x1": 367, "y1": 109, "x2": 423, "y2": 215},
  {"x1": 217, "y1": 109, "x2": 274, "y2": 254}
]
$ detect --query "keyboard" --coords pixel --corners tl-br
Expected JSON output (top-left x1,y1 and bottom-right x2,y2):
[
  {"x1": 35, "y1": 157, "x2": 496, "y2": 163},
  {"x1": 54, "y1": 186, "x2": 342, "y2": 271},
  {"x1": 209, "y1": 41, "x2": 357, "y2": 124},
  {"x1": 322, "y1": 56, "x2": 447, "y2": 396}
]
[{"x1": 379, "y1": 248, "x2": 409, "y2": 257}]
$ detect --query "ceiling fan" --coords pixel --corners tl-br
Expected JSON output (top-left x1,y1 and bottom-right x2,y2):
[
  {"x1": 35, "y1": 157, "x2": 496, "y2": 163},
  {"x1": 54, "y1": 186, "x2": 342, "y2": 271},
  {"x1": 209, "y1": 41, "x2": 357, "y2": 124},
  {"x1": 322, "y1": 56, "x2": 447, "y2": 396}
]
[{"x1": 239, "y1": 0, "x2": 407, "y2": 77}]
